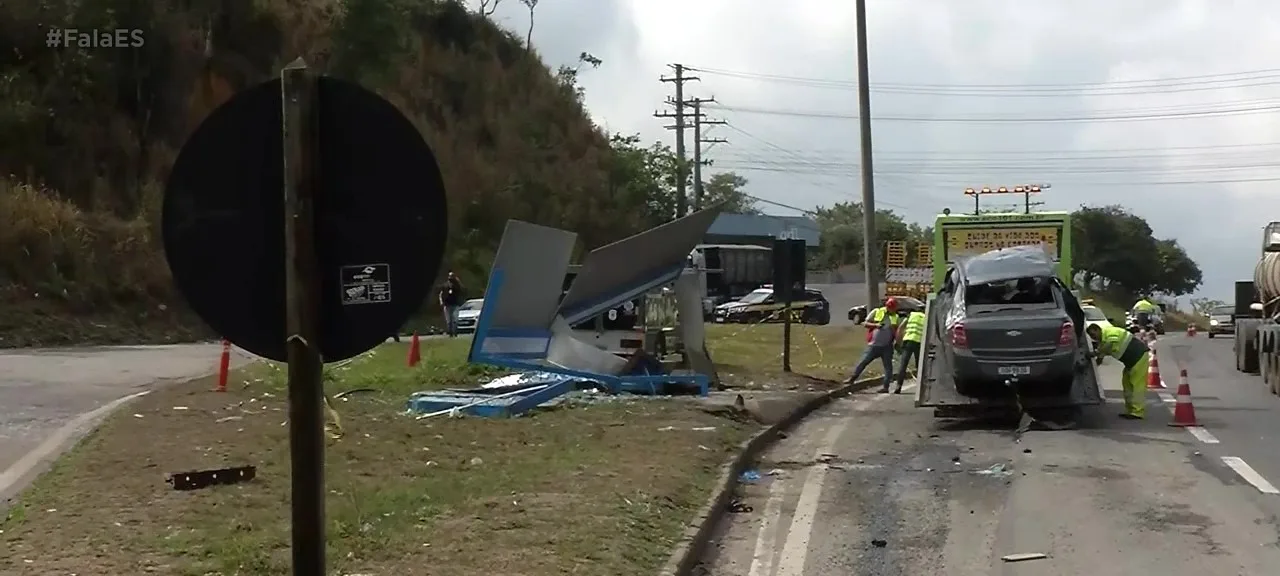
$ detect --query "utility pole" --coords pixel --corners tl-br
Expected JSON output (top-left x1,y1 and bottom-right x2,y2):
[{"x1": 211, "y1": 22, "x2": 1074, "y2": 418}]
[
  {"x1": 690, "y1": 98, "x2": 726, "y2": 211},
  {"x1": 655, "y1": 64, "x2": 698, "y2": 217},
  {"x1": 855, "y1": 0, "x2": 879, "y2": 308}
]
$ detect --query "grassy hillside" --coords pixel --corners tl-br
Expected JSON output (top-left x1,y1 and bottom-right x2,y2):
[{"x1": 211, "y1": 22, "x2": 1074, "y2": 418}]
[{"x1": 0, "y1": 0, "x2": 646, "y2": 347}]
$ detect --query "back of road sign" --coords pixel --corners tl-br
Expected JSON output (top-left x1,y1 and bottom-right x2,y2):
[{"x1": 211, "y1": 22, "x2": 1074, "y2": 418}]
[{"x1": 162, "y1": 77, "x2": 449, "y2": 362}]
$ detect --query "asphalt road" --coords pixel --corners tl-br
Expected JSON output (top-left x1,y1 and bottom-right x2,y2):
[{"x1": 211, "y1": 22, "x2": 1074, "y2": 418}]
[
  {"x1": 0, "y1": 343, "x2": 253, "y2": 501},
  {"x1": 1157, "y1": 334, "x2": 1280, "y2": 496},
  {"x1": 698, "y1": 347, "x2": 1280, "y2": 575},
  {"x1": 809, "y1": 283, "x2": 884, "y2": 327}
]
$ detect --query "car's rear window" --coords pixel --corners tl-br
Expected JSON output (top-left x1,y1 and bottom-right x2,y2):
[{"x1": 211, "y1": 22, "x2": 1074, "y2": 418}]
[{"x1": 965, "y1": 277, "x2": 1055, "y2": 306}]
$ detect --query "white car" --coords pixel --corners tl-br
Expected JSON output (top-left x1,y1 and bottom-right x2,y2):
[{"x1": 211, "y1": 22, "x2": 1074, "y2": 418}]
[
  {"x1": 454, "y1": 298, "x2": 484, "y2": 333},
  {"x1": 1081, "y1": 305, "x2": 1115, "y2": 332}
]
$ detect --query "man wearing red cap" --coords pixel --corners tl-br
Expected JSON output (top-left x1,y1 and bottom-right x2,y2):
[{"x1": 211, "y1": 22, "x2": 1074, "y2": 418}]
[{"x1": 846, "y1": 297, "x2": 900, "y2": 392}]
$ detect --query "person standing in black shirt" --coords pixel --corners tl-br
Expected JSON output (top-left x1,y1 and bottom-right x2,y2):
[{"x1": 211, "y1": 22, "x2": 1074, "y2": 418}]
[{"x1": 440, "y1": 271, "x2": 464, "y2": 337}]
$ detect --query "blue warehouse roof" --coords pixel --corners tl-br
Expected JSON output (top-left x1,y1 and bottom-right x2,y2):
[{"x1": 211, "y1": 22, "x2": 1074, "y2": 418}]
[{"x1": 706, "y1": 213, "x2": 822, "y2": 246}]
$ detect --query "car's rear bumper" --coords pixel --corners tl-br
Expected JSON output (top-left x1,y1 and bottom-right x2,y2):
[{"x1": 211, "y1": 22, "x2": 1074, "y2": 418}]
[
  {"x1": 952, "y1": 349, "x2": 1075, "y2": 383},
  {"x1": 1208, "y1": 324, "x2": 1233, "y2": 334}
]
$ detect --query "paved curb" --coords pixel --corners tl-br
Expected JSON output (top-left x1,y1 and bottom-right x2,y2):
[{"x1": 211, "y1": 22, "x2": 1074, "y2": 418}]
[
  {"x1": 658, "y1": 375, "x2": 884, "y2": 576},
  {"x1": 0, "y1": 364, "x2": 250, "y2": 508}
]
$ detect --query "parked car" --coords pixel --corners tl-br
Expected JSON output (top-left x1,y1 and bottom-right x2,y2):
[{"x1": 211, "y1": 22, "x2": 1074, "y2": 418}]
[
  {"x1": 453, "y1": 298, "x2": 484, "y2": 333},
  {"x1": 714, "y1": 286, "x2": 831, "y2": 325},
  {"x1": 1081, "y1": 304, "x2": 1116, "y2": 332},
  {"x1": 847, "y1": 295, "x2": 926, "y2": 324},
  {"x1": 1206, "y1": 304, "x2": 1235, "y2": 338},
  {"x1": 936, "y1": 246, "x2": 1086, "y2": 397}
]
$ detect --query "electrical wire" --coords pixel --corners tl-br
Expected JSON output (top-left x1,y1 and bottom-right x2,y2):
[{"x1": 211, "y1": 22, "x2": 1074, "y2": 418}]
[
  {"x1": 716, "y1": 123, "x2": 957, "y2": 210},
  {"x1": 708, "y1": 156, "x2": 1280, "y2": 174},
  {"x1": 684, "y1": 65, "x2": 1280, "y2": 96},
  {"x1": 721, "y1": 140, "x2": 1280, "y2": 156},
  {"x1": 704, "y1": 102, "x2": 1280, "y2": 123},
  {"x1": 707, "y1": 163, "x2": 1280, "y2": 186}
]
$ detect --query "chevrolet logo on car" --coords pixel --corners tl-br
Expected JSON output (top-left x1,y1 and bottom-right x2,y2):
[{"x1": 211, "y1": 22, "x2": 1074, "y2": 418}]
[{"x1": 1005, "y1": 330, "x2": 1022, "y2": 337}]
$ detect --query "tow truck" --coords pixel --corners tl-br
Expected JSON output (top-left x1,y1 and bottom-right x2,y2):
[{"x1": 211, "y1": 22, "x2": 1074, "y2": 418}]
[{"x1": 913, "y1": 211, "x2": 1104, "y2": 419}]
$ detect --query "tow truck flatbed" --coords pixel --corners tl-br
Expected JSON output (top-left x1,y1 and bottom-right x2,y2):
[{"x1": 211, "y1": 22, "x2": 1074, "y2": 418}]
[{"x1": 914, "y1": 294, "x2": 1104, "y2": 415}]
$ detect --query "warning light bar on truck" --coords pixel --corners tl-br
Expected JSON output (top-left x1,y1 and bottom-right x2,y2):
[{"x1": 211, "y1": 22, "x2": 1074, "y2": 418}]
[{"x1": 964, "y1": 185, "x2": 1042, "y2": 195}]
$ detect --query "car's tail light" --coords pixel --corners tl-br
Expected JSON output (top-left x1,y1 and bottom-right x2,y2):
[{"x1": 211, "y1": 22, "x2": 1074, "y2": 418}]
[
  {"x1": 1058, "y1": 321, "x2": 1075, "y2": 347},
  {"x1": 951, "y1": 323, "x2": 968, "y2": 348}
]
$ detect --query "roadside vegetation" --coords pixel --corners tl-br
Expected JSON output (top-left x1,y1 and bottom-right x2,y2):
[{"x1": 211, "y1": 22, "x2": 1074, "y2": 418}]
[
  {"x1": 1, "y1": 2, "x2": 1203, "y2": 349},
  {"x1": 0, "y1": 323, "x2": 872, "y2": 574}
]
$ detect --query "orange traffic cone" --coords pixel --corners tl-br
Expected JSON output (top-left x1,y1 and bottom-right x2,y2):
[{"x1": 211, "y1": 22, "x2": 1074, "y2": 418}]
[
  {"x1": 216, "y1": 339, "x2": 231, "y2": 392},
  {"x1": 1146, "y1": 347, "x2": 1164, "y2": 390},
  {"x1": 407, "y1": 332, "x2": 422, "y2": 367},
  {"x1": 1169, "y1": 369, "x2": 1199, "y2": 427}
]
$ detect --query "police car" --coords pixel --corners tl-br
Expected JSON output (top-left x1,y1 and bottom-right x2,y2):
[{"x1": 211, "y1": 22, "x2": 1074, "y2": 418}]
[{"x1": 713, "y1": 286, "x2": 831, "y2": 325}]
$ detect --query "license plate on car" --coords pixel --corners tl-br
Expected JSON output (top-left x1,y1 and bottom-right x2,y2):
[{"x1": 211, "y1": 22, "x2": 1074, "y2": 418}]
[
  {"x1": 998, "y1": 366, "x2": 1031, "y2": 376},
  {"x1": 715, "y1": 317, "x2": 725, "y2": 323}
]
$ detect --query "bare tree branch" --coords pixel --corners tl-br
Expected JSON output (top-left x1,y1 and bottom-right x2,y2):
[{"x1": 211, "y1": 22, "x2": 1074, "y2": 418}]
[
  {"x1": 519, "y1": 0, "x2": 538, "y2": 49},
  {"x1": 478, "y1": 0, "x2": 502, "y2": 16}
]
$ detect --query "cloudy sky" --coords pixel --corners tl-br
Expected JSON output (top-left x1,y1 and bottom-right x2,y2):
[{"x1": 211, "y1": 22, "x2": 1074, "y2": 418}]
[{"x1": 479, "y1": 0, "x2": 1280, "y2": 302}]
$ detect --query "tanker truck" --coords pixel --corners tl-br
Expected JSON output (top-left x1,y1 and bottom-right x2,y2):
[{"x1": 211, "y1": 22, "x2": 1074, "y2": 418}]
[{"x1": 1233, "y1": 221, "x2": 1280, "y2": 395}]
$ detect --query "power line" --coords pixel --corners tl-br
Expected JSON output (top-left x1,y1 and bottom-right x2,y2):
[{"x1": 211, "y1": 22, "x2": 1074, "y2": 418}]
[
  {"x1": 706, "y1": 153, "x2": 1280, "y2": 172},
  {"x1": 716, "y1": 123, "x2": 955, "y2": 210},
  {"x1": 704, "y1": 101, "x2": 1280, "y2": 123},
  {"x1": 654, "y1": 63, "x2": 699, "y2": 217},
  {"x1": 691, "y1": 97, "x2": 726, "y2": 210},
  {"x1": 713, "y1": 141, "x2": 1280, "y2": 159},
  {"x1": 684, "y1": 65, "x2": 1280, "y2": 96},
  {"x1": 707, "y1": 163, "x2": 1280, "y2": 186}
]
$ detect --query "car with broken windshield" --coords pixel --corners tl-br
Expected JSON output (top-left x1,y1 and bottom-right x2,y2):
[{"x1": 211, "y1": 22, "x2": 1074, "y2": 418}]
[{"x1": 936, "y1": 245, "x2": 1087, "y2": 397}]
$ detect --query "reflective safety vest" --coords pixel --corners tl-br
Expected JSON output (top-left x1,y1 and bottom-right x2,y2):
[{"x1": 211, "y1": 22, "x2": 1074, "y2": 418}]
[
  {"x1": 1132, "y1": 299, "x2": 1157, "y2": 313},
  {"x1": 1095, "y1": 325, "x2": 1134, "y2": 361},
  {"x1": 868, "y1": 307, "x2": 898, "y2": 326},
  {"x1": 901, "y1": 311, "x2": 926, "y2": 343},
  {"x1": 866, "y1": 307, "x2": 898, "y2": 342}
]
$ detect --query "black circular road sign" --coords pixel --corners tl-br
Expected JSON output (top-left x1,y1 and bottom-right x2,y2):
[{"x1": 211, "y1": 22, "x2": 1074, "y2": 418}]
[{"x1": 162, "y1": 77, "x2": 448, "y2": 362}]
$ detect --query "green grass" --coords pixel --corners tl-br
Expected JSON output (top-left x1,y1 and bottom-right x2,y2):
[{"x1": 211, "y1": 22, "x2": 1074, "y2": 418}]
[
  {"x1": 705, "y1": 323, "x2": 873, "y2": 385},
  {"x1": 0, "y1": 337, "x2": 757, "y2": 576}
]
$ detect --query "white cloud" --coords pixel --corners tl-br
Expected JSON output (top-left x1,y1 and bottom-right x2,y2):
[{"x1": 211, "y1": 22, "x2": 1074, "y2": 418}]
[{"x1": 508, "y1": 0, "x2": 1280, "y2": 300}]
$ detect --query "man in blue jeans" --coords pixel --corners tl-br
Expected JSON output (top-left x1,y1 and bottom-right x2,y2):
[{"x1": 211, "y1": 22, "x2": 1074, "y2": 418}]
[{"x1": 845, "y1": 297, "x2": 900, "y2": 392}]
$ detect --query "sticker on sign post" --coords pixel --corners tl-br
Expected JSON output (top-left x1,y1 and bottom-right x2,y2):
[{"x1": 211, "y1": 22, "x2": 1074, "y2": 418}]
[{"x1": 341, "y1": 264, "x2": 391, "y2": 305}]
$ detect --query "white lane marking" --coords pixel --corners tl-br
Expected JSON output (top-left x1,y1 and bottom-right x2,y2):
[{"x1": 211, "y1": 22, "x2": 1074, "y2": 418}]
[
  {"x1": 1221, "y1": 457, "x2": 1280, "y2": 494},
  {"x1": 748, "y1": 478, "x2": 788, "y2": 576},
  {"x1": 772, "y1": 382, "x2": 916, "y2": 576},
  {"x1": 0, "y1": 390, "x2": 151, "y2": 497},
  {"x1": 1158, "y1": 392, "x2": 1175, "y2": 403},
  {"x1": 1186, "y1": 426, "x2": 1219, "y2": 444}
]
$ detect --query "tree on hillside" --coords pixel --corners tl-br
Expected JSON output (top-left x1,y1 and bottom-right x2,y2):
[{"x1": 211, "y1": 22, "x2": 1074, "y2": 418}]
[
  {"x1": 1072, "y1": 205, "x2": 1202, "y2": 298},
  {"x1": 1153, "y1": 239, "x2": 1203, "y2": 296},
  {"x1": 701, "y1": 172, "x2": 759, "y2": 214},
  {"x1": 811, "y1": 202, "x2": 930, "y2": 270}
]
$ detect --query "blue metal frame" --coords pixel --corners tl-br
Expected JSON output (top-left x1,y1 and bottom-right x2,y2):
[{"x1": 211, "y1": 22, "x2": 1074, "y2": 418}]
[
  {"x1": 469, "y1": 267, "x2": 709, "y2": 396},
  {"x1": 406, "y1": 379, "x2": 579, "y2": 418}
]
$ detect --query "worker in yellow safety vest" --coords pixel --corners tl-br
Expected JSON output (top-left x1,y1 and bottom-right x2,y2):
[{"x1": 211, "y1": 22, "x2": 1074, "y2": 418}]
[
  {"x1": 1085, "y1": 323, "x2": 1150, "y2": 419},
  {"x1": 847, "y1": 298, "x2": 900, "y2": 390},
  {"x1": 892, "y1": 309, "x2": 927, "y2": 394},
  {"x1": 864, "y1": 300, "x2": 896, "y2": 343},
  {"x1": 1132, "y1": 297, "x2": 1158, "y2": 313}
]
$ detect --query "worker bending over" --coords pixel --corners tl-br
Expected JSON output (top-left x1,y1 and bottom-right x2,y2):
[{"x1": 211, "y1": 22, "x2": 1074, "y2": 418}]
[
  {"x1": 1085, "y1": 323, "x2": 1150, "y2": 420},
  {"x1": 892, "y1": 307, "x2": 926, "y2": 394},
  {"x1": 847, "y1": 297, "x2": 899, "y2": 392}
]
